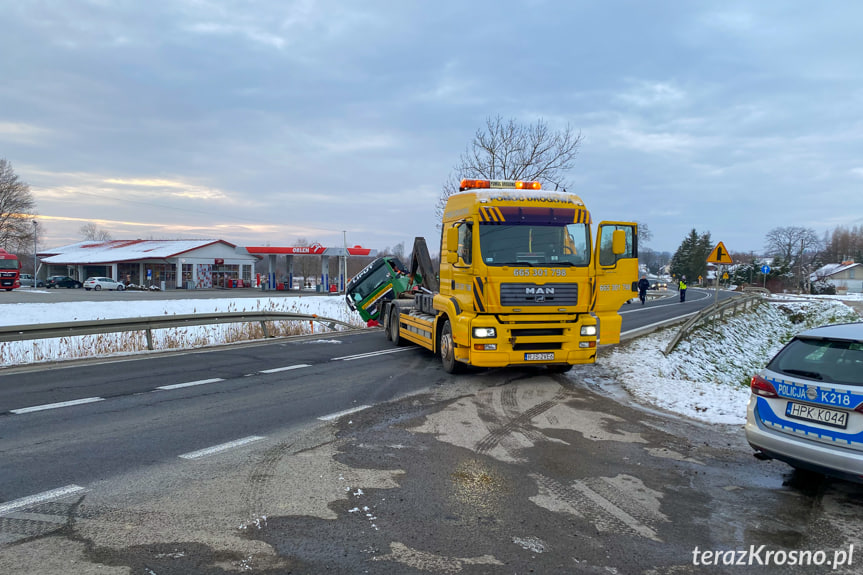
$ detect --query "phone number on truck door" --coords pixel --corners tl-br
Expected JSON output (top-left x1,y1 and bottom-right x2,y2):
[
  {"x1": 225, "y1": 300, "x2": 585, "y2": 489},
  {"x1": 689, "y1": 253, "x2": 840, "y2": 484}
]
[{"x1": 512, "y1": 269, "x2": 567, "y2": 277}]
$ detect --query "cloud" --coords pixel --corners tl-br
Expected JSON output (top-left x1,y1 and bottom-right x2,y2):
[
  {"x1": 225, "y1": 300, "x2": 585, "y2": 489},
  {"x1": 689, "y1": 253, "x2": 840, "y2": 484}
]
[
  {"x1": 102, "y1": 177, "x2": 232, "y2": 201},
  {"x1": 615, "y1": 81, "x2": 687, "y2": 109},
  {"x1": 0, "y1": 122, "x2": 54, "y2": 145}
]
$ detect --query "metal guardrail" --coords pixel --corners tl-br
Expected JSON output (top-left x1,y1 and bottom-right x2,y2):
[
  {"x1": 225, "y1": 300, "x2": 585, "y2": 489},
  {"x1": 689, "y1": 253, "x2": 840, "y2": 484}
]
[
  {"x1": 663, "y1": 294, "x2": 764, "y2": 355},
  {"x1": 0, "y1": 312, "x2": 357, "y2": 351}
]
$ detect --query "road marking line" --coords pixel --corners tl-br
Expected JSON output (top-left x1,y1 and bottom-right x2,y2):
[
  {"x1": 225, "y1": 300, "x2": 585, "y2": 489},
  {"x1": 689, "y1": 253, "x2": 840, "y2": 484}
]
[
  {"x1": 332, "y1": 348, "x2": 415, "y2": 361},
  {"x1": 178, "y1": 436, "x2": 265, "y2": 460},
  {"x1": 0, "y1": 485, "x2": 85, "y2": 516},
  {"x1": 157, "y1": 378, "x2": 224, "y2": 390},
  {"x1": 319, "y1": 405, "x2": 371, "y2": 421},
  {"x1": 259, "y1": 364, "x2": 311, "y2": 374},
  {"x1": 11, "y1": 397, "x2": 104, "y2": 414}
]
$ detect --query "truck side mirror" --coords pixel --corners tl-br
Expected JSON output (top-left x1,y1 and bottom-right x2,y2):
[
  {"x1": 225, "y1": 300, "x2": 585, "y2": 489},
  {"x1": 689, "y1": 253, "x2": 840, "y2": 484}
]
[
  {"x1": 612, "y1": 229, "x2": 626, "y2": 255},
  {"x1": 445, "y1": 227, "x2": 459, "y2": 263}
]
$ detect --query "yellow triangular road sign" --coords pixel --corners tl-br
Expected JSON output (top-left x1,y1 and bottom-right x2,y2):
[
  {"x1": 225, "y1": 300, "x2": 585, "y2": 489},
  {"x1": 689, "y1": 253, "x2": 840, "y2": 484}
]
[{"x1": 707, "y1": 241, "x2": 733, "y2": 264}]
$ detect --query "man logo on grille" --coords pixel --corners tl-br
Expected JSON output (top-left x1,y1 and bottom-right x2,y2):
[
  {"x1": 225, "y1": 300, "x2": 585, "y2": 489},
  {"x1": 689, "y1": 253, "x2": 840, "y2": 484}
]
[{"x1": 526, "y1": 286, "x2": 553, "y2": 302}]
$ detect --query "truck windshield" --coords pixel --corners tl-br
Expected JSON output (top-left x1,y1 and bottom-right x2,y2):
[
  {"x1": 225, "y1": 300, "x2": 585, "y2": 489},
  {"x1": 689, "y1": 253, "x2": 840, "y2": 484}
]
[
  {"x1": 0, "y1": 259, "x2": 18, "y2": 270},
  {"x1": 479, "y1": 223, "x2": 590, "y2": 266}
]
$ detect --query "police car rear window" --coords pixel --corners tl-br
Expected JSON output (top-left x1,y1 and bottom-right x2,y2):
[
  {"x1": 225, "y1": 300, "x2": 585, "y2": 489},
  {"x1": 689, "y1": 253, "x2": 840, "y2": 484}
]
[{"x1": 768, "y1": 338, "x2": 863, "y2": 386}]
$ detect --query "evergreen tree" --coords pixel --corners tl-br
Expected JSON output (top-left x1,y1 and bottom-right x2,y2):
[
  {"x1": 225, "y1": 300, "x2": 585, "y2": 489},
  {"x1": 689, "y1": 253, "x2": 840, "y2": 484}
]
[{"x1": 670, "y1": 229, "x2": 712, "y2": 284}]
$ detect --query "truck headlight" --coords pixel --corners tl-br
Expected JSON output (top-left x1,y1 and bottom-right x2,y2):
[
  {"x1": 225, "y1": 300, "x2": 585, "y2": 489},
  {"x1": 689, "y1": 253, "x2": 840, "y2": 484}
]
[
  {"x1": 580, "y1": 325, "x2": 597, "y2": 337},
  {"x1": 472, "y1": 327, "x2": 496, "y2": 338}
]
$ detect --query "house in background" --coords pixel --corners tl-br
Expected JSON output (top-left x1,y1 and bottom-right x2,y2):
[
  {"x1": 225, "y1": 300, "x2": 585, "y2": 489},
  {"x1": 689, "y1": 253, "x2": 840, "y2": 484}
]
[
  {"x1": 38, "y1": 239, "x2": 260, "y2": 289},
  {"x1": 810, "y1": 261, "x2": 863, "y2": 294}
]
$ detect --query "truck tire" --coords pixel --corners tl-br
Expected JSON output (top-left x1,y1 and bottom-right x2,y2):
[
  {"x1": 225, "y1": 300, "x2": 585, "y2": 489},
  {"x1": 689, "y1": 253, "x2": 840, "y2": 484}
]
[
  {"x1": 389, "y1": 308, "x2": 406, "y2": 346},
  {"x1": 439, "y1": 319, "x2": 463, "y2": 374},
  {"x1": 383, "y1": 307, "x2": 393, "y2": 340}
]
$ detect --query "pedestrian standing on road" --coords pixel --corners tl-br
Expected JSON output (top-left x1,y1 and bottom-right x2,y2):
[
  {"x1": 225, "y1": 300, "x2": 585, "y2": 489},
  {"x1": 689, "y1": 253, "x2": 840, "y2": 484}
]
[
  {"x1": 678, "y1": 276, "x2": 687, "y2": 302},
  {"x1": 637, "y1": 275, "x2": 650, "y2": 305}
]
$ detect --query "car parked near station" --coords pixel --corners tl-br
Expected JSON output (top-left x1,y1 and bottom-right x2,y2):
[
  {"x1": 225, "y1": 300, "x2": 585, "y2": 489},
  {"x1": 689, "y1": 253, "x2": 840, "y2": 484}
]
[
  {"x1": 18, "y1": 273, "x2": 45, "y2": 287},
  {"x1": 83, "y1": 277, "x2": 126, "y2": 291},
  {"x1": 45, "y1": 275, "x2": 83, "y2": 289},
  {"x1": 746, "y1": 322, "x2": 863, "y2": 483}
]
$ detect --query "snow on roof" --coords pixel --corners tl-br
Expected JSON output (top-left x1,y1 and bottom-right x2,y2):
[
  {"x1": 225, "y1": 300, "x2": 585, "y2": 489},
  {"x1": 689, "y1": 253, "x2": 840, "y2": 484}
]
[
  {"x1": 39, "y1": 239, "x2": 234, "y2": 264},
  {"x1": 811, "y1": 261, "x2": 861, "y2": 281}
]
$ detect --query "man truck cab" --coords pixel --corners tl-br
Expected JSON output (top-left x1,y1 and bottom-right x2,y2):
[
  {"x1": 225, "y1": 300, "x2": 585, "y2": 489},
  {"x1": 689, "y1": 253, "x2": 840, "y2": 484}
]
[{"x1": 346, "y1": 179, "x2": 637, "y2": 373}]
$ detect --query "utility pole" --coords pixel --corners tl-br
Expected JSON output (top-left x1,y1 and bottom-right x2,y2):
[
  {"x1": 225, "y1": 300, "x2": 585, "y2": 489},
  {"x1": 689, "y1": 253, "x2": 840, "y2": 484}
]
[
  {"x1": 798, "y1": 238, "x2": 804, "y2": 294},
  {"x1": 342, "y1": 230, "x2": 347, "y2": 293},
  {"x1": 32, "y1": 220, "x2": 38, "y2": 289}
]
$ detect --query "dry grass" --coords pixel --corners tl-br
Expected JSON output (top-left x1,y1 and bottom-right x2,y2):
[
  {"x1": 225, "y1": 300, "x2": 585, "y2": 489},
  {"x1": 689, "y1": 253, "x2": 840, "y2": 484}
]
[{"x1": 0, "y1": 296, "x2": 365, "y2": 367}]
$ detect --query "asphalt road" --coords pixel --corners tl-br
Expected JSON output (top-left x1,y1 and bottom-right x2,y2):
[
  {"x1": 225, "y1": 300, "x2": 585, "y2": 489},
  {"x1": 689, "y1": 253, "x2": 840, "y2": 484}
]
[{"x1": 4, "y1": 287, "x2": 856, "y2": 574}]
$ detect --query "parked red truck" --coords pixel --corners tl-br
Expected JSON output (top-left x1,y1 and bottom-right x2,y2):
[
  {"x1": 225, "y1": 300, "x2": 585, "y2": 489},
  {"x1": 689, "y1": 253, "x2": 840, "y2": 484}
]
[{"x1": 0, "y1": 248, "x2": 21, "y2": 291}]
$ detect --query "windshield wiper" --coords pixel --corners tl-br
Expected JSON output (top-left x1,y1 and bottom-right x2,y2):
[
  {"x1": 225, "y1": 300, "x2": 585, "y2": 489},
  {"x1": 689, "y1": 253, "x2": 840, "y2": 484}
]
[
  {"x1": 783, "y1": 368, "x2": 824, "y2": 381},
  {"x1": 498, "y1": 262, "x2": 534, "y2": 267}
]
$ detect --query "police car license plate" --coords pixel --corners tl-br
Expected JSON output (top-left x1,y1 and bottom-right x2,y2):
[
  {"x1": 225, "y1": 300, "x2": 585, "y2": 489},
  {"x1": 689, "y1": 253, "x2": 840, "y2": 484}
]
[
  {"x1": 524, "y1": 352, "x2": 554, "y2": 361},
  {"x1": 785, "y1": 401, "x2": 848, "y2": 429}
]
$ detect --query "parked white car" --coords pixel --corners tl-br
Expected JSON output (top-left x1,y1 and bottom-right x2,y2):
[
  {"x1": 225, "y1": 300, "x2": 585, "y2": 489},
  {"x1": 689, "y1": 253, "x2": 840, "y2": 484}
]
[{"x1": 83, "y1": 277, "x2": 126, "y2": 291}]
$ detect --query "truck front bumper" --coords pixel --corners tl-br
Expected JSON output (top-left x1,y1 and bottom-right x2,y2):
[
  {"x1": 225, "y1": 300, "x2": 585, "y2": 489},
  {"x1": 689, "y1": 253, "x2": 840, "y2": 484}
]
[{"x1": 458, "y1": 314, "x2": 598, "y2": 367}]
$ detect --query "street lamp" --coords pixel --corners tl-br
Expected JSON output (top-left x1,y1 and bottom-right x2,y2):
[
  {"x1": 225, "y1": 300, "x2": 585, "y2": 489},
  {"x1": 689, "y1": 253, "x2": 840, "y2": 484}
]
[
  {"x1": 342, "y1": 230, "x2": 347, "y2": 293},
  {"x1": 32, "y1": 220, "x2": 38, "y2": 289}
]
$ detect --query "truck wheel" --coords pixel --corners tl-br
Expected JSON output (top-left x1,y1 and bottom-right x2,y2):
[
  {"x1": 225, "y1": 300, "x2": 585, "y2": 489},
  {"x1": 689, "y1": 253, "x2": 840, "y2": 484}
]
[
  {"x1": 389, "y1": 309, "x2": 405, "y2": 346},
  {"x1": 383, "y1": 308, "x2": 393, "y2": 340},
  {"x1": 439, "y1": 320, "x2": 463, "y2": 374}
]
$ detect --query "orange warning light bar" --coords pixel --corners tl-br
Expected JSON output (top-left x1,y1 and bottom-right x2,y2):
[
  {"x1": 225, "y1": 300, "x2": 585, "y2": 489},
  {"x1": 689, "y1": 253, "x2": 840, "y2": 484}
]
[{"x1": 459, "y1": 179, "x2": 542, "y2": 191}]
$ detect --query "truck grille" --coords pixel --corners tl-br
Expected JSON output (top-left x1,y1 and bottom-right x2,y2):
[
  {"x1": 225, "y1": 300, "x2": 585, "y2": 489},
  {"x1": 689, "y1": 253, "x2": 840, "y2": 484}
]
[{"x1": 499, "y1": 283, "x2": 578, "y2": 306}]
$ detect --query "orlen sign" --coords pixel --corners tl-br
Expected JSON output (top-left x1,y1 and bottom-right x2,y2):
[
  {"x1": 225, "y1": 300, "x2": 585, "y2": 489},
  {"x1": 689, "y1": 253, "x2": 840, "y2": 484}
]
[{"x1": 289, "y1": 243, "x2": 326, "y2": 255}]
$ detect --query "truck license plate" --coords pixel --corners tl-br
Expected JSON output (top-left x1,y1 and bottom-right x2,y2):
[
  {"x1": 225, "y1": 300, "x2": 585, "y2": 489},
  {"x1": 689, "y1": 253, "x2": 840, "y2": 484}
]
[
  {"x1": 785, "y1": 401, "x2": 848, "y2": 429},
  {"x1": 524, "y1": 352, "x2": 554, "y2": 361}
]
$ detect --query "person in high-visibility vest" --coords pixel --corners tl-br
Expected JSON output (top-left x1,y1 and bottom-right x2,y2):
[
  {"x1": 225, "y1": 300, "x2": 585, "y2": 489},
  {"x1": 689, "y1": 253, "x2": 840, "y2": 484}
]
[{"x1": 678, "y1": 276, "x2": 687, "y2": 302}]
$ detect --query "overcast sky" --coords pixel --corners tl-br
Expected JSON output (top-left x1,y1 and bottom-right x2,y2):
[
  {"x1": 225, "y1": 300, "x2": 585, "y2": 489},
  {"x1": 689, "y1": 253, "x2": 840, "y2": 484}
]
[{"x1": 3, "y1": 1, "x2": 862, "y2": 256}]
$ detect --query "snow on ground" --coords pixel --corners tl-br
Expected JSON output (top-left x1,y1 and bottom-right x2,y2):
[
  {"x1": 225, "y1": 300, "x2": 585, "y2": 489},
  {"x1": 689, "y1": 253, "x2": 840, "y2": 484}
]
[
  {"x1": 598, "y1": 294, "x2": 862, "y2": 425},
  {"x1": 1, "y1": 292, "x2": 861, "y2": 426},
  {"x1": 0, "y1": 295, "x2": 364, "y2": 367}
]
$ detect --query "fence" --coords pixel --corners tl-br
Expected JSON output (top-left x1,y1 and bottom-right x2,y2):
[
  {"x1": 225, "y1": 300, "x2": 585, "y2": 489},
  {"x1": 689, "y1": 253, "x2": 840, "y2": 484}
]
[
  {"x1": 0, "y1": 312, "x2": 359, "y2": 352},
  {"x1": 663, "y1": 294, "x2": 764, "y2": 355}
]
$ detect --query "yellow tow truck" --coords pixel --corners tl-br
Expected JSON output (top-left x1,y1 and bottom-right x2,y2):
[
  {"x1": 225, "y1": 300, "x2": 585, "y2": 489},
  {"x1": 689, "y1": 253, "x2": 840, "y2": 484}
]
[{"x1": 346, "y1": 179, "x2": 638, "y2": 373}]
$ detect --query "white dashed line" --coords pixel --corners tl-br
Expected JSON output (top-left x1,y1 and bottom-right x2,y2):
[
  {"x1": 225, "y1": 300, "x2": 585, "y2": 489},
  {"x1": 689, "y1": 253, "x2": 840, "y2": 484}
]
[
  {"x1": 332, "y1": 348, "x2": 416, "y2": 361},
  {"x1": 178, "y1": 436, "x2": 265, "y2": 460},
  {"x1": 319, "y1": 405, "x2": 371, "y2": 421},
  {"x1": 0, "y1": 485, "x2": 86, "y2": 516},
  {"x1": 259, "y1": 364, "x2": 311, "y2": 374},
  {"x1": 157, "y1": 378, "x2": 224, "y2": 390},
  {"x1": 10, "y1": 397, "x2": 105, "y2": 414}
]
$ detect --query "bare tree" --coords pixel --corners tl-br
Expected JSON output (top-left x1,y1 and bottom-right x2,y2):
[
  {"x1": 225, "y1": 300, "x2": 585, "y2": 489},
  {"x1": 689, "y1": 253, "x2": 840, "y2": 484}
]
[
  {"x1": 765, "y1": 226, "x2": 820, "y2": 266},
  {"x1": 765, "y1": 226, "x2": 821, "y2": 292},
  {"x1": 79, "y1": 222, "x2": 113, "y2": 241},
  {"x1": 435, "y1": 116, "x2": 583, "y2": 223},
  {"x1": 0, "y1": 158, "x2": 37, "y2": 250},
  {"x1": 294, "y1": 237, "x2": 317, "y2": 287},
  {"x1": 635, "y1": 221, "x2": 653, "y2": 247}
]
